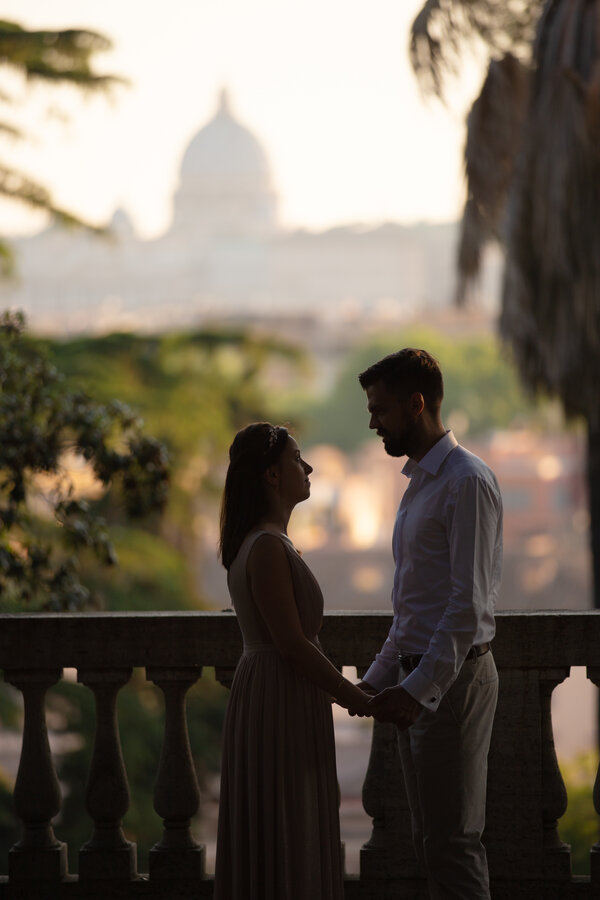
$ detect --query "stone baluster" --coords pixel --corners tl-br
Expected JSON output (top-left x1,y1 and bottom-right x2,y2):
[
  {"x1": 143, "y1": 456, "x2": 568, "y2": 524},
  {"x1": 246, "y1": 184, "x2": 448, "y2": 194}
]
[
  {"x1": 4, "y1": 669, "x2": 68, "y2": 881},
  {"x1": 78, "y1": 668, "x2": 137, "y2": 880},
  {"x1": 214, "y1": 667, "x2": 236, "y2": 691},
  {"x1": 587, "y1": 667, "x2": 600, "y2": 897},
  {"x1": 539, "y1": 668, "x2": 571, "y2": 881},
  {"x1": 484, "y1": 667, "x2": 549, "y2": 888},
  {"x1": 147, "y1": 667, "x2": 204, "y2": 880}
]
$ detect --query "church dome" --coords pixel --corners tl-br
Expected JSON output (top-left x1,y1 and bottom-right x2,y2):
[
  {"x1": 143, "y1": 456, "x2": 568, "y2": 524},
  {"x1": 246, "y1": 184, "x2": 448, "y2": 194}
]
[
  {"x1": 180, "y1": 89, "x2": 271, "y2": 183},
  {"x1": 172, "y1": 89, "x2": 278, "y2": 239}
]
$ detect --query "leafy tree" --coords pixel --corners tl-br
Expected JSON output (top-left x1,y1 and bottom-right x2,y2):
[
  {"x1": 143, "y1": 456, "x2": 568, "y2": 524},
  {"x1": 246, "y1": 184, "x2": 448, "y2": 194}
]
[
  {"x1": 410, "y1": 0, "x2": 600, "y2": 610},
  {"x1": 0, "y1": 19, "x2": 122, "y2": 272},
  {"x1": 0, "y1": 311, "x2": 169, "y2": 611},
  {"x1": 43, "y1": 327, "x2": 308, "y2": 589}
]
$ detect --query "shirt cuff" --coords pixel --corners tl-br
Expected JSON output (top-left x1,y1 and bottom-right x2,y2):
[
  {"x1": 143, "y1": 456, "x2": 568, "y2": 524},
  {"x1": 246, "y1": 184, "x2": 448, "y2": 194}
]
[
  {"x1": 363, "y1": 659, "x2": 399, "y2": 692},
  {"x1": 400, "y1": 666, "x2": 442, "y2": 712}
]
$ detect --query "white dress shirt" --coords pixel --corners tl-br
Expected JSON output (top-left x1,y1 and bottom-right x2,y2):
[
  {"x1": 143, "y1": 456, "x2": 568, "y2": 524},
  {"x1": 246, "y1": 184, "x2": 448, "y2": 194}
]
[{"x1": 364, "y1": 430, "x2": 503, "y2": 711}]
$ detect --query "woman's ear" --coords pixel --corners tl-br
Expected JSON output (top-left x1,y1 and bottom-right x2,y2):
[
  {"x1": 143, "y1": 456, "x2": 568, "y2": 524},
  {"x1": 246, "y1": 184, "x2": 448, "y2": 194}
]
[{"x1": 263, "y1": 464, "x2": 280, "y2": 488}]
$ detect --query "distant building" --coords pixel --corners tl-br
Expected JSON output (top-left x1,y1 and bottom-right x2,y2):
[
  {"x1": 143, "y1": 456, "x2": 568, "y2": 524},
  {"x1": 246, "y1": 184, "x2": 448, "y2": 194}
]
[{"x1": 1, "y1": 90, "x2": 500, "y2": 334}]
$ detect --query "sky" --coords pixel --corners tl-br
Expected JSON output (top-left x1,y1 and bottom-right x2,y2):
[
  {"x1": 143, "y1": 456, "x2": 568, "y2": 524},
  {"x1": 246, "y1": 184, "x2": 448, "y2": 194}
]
[{"x1": 1, "y1": 0, "x2": 485, "y2": 238}]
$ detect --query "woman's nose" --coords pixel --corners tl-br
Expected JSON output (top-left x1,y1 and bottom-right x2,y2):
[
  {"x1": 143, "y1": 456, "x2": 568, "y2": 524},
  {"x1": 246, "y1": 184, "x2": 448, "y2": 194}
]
[{"x1": 304, "y1": 461, "x2": 313, "y2": 474}]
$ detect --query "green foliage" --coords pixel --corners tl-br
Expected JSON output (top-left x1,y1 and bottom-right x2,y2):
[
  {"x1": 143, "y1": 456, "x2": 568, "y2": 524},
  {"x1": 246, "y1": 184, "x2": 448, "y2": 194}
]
[
  {"x1": 558, "y1": 752, "x2": 600, "y2": 875},
  {"x1": 0, "y1": 21, "x2": 118, "y2": 87},
  {"x1": 80, "y1": 527, "x2": 195, "y2": 611},
  {"x1": 304, "y1": 325, "x2": 546, "y2": 452},
  {"x1": 0, "y1": 311, "x2": 169, "y2": 611},
  {"x1": 43, "y1": 327, "x2": 307, "y2": 548},
  {"x1": 0, "y1": 316, "x2": 304, "y2": 610}
]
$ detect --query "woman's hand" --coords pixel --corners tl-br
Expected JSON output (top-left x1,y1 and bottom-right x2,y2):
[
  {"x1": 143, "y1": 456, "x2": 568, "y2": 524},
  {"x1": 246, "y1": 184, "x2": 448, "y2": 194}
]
[{"x1": 341, "y1": 680, "x2": 376, "y2": 717}]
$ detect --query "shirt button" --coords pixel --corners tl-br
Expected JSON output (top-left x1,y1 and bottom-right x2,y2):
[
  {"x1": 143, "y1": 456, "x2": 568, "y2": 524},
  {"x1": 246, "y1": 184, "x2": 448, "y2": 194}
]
[{"x1": 430, "y1": 698, "x2": 436, "y2": 703}]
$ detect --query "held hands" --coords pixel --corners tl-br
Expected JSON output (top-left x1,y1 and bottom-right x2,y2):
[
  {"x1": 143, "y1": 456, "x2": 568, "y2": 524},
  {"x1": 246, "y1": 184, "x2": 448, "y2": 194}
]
[
  {"x1": 348, "y1": 681, "x2": 423, "y2": 731},
  {"x1": 368, "y1": 685, "x2": 423, "y2": 730},
  {"x1": 344, "y1": 680, "x2": 423, "y2": 729},
  {"x1": 346, "y1": 680, "x2": 377, "y2": 717}
]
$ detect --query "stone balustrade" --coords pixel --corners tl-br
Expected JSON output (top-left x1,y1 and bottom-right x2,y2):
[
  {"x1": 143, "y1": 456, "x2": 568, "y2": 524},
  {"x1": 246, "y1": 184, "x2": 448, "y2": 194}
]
[{"x1": 0, "y1": 609, "x2": 598, "y2": 899}]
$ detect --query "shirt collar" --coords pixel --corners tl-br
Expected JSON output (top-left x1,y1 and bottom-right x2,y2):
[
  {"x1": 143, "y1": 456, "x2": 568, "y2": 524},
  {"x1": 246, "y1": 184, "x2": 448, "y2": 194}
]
[{"x1": 402, "y1": 430, "x2": 458, "y2": 478}]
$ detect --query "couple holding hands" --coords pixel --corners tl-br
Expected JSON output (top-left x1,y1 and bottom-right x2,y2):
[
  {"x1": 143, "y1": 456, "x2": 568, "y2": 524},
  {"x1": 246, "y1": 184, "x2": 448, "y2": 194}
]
[{"x1": 214, "y1": 349, "x2": 503, "y2": 900}]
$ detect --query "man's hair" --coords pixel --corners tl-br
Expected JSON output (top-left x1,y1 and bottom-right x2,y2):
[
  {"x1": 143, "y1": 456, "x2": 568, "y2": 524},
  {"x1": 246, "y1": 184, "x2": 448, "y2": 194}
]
[{"x1": 358, "y1": 348, "x2": 444, "y2": 411}]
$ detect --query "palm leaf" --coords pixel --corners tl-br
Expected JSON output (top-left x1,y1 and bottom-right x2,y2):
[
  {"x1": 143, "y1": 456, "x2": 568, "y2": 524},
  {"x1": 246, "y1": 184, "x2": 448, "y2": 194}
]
[
  {"x1": 410, "y1": 0, "x2": 544, "y2": 98},
  {"x1": 501, "y1": 0, "x2": 600, "y2": 422},
  {"x1": 456, "y1": 54, "x2": 530, "y2": 304}
]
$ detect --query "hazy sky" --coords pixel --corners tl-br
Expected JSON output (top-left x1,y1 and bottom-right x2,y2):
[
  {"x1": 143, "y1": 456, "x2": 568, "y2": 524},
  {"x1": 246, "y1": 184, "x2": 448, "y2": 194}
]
[{"x1": 2, "y1": 0, "x2": 485, "y2": 238}]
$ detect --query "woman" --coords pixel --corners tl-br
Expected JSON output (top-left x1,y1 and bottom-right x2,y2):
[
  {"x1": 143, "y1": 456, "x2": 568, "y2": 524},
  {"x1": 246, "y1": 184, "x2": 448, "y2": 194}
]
[{"x1": 214, "y1": 422, "x2": 371, "y2": 900}]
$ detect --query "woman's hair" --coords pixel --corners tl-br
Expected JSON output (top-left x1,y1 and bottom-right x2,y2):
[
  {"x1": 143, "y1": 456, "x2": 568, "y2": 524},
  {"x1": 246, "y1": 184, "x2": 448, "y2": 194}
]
[{"x1": 219, "y1": 422, "x2": 289, "y2": 570}]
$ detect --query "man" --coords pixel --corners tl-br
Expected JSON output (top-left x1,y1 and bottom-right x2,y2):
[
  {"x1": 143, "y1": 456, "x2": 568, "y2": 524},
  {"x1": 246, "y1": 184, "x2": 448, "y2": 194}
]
[{"x1": 357, "y1": 348, "x2": 502, "y2": 900}]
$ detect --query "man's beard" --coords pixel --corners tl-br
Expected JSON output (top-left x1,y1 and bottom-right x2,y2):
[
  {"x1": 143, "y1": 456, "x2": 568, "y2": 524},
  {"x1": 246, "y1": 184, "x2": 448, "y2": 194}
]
[
  {"x1": 381, "y1": 433, "x2": 409, "y2": 457},
  {"x1": 381, "y1": 423, "x2": 415, "y2": 458}
]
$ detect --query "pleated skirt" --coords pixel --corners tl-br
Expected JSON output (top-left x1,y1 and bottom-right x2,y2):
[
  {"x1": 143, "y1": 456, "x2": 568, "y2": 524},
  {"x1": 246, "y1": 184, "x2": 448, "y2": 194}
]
[{"x1": 213, "y1": 646, "x2": 344, "y2": 900}]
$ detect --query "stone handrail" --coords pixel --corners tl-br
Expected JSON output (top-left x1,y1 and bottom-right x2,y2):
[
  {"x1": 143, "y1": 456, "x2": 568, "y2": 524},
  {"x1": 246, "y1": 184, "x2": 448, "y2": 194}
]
[{"x1": 0, "y1": 609, "x2": 598, "y2": 899}]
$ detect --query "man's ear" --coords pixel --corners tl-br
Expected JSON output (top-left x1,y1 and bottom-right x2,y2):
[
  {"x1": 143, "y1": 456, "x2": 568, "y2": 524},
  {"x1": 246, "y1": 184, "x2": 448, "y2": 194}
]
[{"x1": 408, "y1": 391, "x2": 425, "y2": 418}]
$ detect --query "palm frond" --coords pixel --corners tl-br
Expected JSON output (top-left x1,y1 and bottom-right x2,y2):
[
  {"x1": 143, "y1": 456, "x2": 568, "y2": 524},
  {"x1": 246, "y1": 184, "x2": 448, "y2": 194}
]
[
  {"x1": 501, "y1": 0, "x2": 600, "y2": 423},
  {"x1": 456, "y1": 53, "x2": 530, "y2": 305},
  {"x1": 410, "y1": 0, "x2": 544, "y2": 98}
]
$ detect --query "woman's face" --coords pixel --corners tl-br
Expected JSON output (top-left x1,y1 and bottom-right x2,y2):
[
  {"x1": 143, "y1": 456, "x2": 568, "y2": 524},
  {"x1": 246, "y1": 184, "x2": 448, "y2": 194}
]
[{"x1": 276, "y1": 436, "x2": 313, "y2": 505}]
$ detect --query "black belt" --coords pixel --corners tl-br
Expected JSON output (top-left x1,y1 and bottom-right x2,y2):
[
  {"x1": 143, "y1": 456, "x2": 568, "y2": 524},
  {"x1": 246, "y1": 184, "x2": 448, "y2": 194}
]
[{"x1": 398, "y1": 642, "x2": 491, "y2": 673}]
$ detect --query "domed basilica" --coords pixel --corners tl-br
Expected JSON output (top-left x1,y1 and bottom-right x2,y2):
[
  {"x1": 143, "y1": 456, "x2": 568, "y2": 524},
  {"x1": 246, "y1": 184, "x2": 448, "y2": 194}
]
[{"x1": 2, "y1": 90, "x2": 460, "y2": 333}]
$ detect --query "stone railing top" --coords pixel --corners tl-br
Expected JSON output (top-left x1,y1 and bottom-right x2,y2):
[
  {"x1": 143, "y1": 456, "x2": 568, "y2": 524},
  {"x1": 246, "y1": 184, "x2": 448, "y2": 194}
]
[{"x1": 0, "y1": 609, "x2": 598, "y2": 671}]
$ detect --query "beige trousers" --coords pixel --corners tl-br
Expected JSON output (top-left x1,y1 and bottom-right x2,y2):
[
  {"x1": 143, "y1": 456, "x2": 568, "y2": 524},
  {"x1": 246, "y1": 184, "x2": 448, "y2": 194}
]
[{"x1": 397, "y1": 651, "x2": 498, "y2": 900}]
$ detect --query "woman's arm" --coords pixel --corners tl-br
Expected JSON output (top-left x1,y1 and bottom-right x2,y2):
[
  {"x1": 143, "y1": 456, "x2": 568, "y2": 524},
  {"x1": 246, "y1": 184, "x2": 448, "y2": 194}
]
[{"x1": 247, "y1": 534, "x2": 370, "y2": 714}]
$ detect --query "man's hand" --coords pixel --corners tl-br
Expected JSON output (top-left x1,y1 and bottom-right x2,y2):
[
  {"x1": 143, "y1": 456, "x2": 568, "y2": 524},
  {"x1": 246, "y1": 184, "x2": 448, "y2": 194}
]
[
  {"x1": 347, "y1": 680, "x2": 377, "y2": 717},
  {"x1": 368, "y1": 685, "x2": 423, "y2": 729}
]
